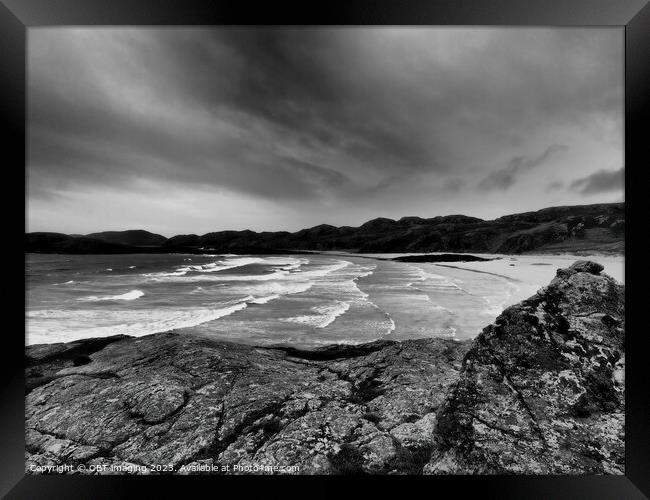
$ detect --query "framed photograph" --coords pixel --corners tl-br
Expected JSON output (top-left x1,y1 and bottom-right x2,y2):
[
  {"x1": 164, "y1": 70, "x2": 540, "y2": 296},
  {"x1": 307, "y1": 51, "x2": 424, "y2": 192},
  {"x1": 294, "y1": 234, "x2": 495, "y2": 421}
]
[{"x1": 4, "y1": 0, "x2": 649, "y2": 497}]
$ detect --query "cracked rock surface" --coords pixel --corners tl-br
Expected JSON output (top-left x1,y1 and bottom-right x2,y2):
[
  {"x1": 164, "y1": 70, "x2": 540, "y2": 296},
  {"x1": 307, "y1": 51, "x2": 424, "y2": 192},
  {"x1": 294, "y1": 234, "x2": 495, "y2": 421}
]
[
  {"x1": 425, "y1": 260, "x2": 625, "y2": 474},
  {"x1": 25, "y1": 261, "x2": 624, "y2": 475},
  {"x1": 26, "y1": 333, "x2": 467, "y2": 474}
]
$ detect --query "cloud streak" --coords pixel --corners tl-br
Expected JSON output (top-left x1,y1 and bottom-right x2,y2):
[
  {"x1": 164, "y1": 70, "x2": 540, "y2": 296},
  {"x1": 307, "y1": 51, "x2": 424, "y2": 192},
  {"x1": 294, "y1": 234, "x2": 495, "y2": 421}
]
[
  {"x1": 478, "y1": 144, "x2": 569, "y2": 191},
  {"x1": 569, "y1": 167, "x2": 624, "y2": 194}
]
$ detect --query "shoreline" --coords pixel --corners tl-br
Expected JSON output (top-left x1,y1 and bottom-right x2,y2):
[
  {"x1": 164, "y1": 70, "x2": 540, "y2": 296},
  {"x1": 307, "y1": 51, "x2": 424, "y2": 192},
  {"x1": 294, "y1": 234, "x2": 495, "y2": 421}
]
[
  {"x1": 25, "y1": 261, "x2": 625, "y2": 475},
  {"x1": 25, "y1": 251, "x2": 625, "y2": 346}
]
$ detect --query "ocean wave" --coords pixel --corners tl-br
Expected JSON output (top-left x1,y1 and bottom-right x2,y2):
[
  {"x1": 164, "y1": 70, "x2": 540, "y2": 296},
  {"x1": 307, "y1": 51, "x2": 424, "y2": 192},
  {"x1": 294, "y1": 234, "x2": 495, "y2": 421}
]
[
  {"x1": 147, "y1": 270, "x2": 189, "y2": 277},
  {"x1": 249, "y1": 294, "x2": 280, "y2": 304},
  {"x1": 27, "y1": 256, "x2": 376, "y2": 344},
  {"x1": 213, "y1": 257, "x2": 312, "y2": 280},
  {"x1": 237, "y1": 280, "x2": 316, "y2": 299},
  {"x1": 278, "y1": 260, "x2": 309, "y2": 271},
  {"x1": 413, "y1": 267, "x2": 460, "y2": 286},
  {"x1": 281, "y1": 300, "x2": 350, "y2": 329},
  {"x1": 353, "y1": 265, "x2": 375, "y2": 280},
  {"x1": 263, "y1": 256, "x2": 310, "y2": 266},
  {"x1": 78, "y1": 289, "x2": 145, "y2": 302},
  {"x1": 176, "y1": 257, "x2": 263, "y2": 274},
  {"x1": 291, "y1": 260, "x2": 350, "y2": 280},
  {"x1": 142, "y1": 256, "x2": 310, "y2": 281},
  {"x1": 481, "y1": 282, "x2": 520, "y2": 317},
  {"x1": 405, "y1": 265, "x2": 467, "y2": 294},
  {"x1": 27, "y1": 300, "x2": 250, "y2": 344},
  {"x1": 386, "y1": 314, "x2": 396, "y2": 333},
  {"x1": 274, "y1": 262, "x2": 376, "y2": 328},
  {"x1": 143, "y1": 258, "x2": 337, "y2": 284},
  {"x1": 141, "y1": 257, "x2": 262, "y2": 278}
]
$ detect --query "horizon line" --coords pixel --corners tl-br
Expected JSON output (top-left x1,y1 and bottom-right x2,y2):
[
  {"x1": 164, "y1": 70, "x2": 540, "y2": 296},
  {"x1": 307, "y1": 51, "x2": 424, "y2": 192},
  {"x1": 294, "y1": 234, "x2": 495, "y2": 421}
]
[{"x1": 25, "y1": 200, "x2": 624, "y2": 239}]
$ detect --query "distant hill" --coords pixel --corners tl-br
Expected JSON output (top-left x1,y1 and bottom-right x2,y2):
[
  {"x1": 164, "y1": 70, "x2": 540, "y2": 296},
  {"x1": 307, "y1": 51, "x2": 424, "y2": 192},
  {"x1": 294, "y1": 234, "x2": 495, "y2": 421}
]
[
  {"x1": 85, "y1": 230, "x2": 167, "y2": 247},
  {"x1": 26, "y1": 202, "x2": 624, "y2": 255},
  {"x1": 26, "y1": 233, "x2": 137, "y2": 254}
]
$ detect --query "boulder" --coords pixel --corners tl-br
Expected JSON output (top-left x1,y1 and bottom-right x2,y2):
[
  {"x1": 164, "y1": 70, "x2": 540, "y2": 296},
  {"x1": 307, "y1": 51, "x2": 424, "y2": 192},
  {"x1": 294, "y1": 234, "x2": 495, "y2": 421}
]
[{"x1": 425, "y1": 262, "x2": 624, "y2": 474}]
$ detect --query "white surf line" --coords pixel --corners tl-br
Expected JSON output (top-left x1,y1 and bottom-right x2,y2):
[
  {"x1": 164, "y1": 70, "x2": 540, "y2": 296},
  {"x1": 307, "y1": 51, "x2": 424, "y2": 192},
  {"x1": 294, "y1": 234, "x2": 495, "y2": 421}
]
[
  {"x1": 383, "y1": 312, "x2": 396, "y2": 334},
  {"x1": 350, "y1": 268, "x2": 397, "y2": 335},
  {"x1": 432, "y1": 263, "x2": 525, "y2": 283},
  {"x1": 78, "y1": 289, "x2": 145, "y2": 302},
  {"x1": 298, "y1": 250, "x2": 390, "y2": 262},
  {"x1": 404, "y1": 263, "x2": 470, "y2": 296}
]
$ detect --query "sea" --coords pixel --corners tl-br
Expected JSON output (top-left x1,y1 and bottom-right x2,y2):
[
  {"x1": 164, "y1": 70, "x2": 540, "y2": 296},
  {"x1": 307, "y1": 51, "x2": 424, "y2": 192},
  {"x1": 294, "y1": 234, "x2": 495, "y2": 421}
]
[{"x1": 25, "y1": 252, "x2": 624, "y2": 347}]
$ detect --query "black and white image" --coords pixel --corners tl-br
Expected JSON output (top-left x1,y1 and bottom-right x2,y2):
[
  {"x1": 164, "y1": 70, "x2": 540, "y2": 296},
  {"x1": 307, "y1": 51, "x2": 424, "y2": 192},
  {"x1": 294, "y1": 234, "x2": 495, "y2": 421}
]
[{"x1": 25, "y1": 27, "x2": 625, "y2": 475}]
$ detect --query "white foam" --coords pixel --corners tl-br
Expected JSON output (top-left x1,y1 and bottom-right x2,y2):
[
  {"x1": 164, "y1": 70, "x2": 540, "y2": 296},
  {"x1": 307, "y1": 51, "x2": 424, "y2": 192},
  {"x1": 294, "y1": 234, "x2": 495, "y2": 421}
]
[
  {"x1": 293, "y1": 260, "x2": 350, "y2": 280},
  {"x1": 481, "y1": 281, "x2": 520, "y2": 317},
  {"x1": 176, "y1": 257, "x2": 263, "y2": 274},
  {"x1": 249, "y1": 294, "x2": 280, "y2": 304},
  {"x1": 148, "y1": 270, "x2": 188, "y2": 277},
  {"x1": 78, "y1": 289, "x2": 145, "y2": 302},
  {"x1": 278, "y1": 259, "x2": 310, "y2": 272},
  {"x1": 263, "y1": 256, "x2": 310, "y2": 266},
  {"x1": 275, "y1": 262, "x2": 378, "y2": 330},
  {"x1": 26, "y1": 300, "x2": 250, "y2": 344},
  {"x1": 141, "y1": 257, "x2": 262, "y2": 279},
  {"x1": 240, "y1": 280, "x2": 315, "y2": 296},
  {"x1": 281, "y1": 300, "x2": 351, "y2": 328},
  {"x1": 143, "y1": 258, "x2": 334, "y2": 284},
  {"x1": 412, "y1": 266, "x2": 462, "y2": 289},
  {"x1": 54, "y1": 280, "x2": 75, "y2": 285},
  {"x1": 386, "y1": 314, "x2": 396, "y2": 333}
]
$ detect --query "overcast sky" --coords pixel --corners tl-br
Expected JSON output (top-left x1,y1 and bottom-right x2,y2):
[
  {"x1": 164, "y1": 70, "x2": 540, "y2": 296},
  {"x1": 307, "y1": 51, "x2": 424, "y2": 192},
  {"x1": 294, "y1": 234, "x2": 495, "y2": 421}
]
[{"x1": 27, "y1": 27, "x2": 623, "y2": 236}]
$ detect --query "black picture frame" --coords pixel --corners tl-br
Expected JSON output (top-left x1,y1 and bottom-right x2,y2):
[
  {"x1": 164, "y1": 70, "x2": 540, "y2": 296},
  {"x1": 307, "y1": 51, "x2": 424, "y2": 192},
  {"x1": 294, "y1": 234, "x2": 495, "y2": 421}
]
[{"x1": 4, "y1": 0, "x2": 649, "y2": 497}]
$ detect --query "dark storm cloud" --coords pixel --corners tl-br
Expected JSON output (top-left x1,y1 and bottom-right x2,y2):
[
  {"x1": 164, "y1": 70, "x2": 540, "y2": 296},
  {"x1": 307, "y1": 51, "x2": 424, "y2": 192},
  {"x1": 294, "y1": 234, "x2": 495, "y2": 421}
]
[
  {"x1": 478, "y1": 144, "x2": 569, "y2": 191},
  {"x1": 27, "y1": 27, "x2": 623, "y2": 232},
  {"x1": 30, "y1": 29, "x2": 449, "y2": 194},
  {"x1": 569, "y1": 167, "x2": 624, "y2": 194}
]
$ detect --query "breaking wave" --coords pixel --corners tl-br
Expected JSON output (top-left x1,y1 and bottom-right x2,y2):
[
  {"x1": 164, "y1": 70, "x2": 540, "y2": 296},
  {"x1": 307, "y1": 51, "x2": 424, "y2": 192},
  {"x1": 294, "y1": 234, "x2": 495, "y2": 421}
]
[
  {"x1": 27, "y1": 300, "x2": 249, "y2": 344},
  {"x1": 142, "y1": 256, "x2": 314, "y2": 282},
  {"x1": 281, "y1": 301, "x2": 351, "y2": 329},
  {"x1": 78, "y1": 289, "x2": 145, "y2": 302}
]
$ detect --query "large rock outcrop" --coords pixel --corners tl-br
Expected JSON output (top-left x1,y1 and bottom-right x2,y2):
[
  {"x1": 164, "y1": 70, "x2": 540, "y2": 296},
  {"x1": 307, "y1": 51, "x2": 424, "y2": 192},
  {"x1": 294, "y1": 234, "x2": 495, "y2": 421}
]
[
  {"x1": 24, "y1": 261, "x2": 624, "y2": 474},
  {"x1": 425, "y1": 260, "x2": 625, "y2": 474},
  {"x1": 25, "y1": 336, "x2": 469, "y2": 474}
]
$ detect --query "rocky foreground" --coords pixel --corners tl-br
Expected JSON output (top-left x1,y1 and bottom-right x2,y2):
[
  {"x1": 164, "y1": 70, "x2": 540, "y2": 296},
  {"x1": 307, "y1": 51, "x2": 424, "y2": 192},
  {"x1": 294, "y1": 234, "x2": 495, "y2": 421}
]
[{"x1": 25, "y1": 261, "x2": 624, "y2": 474}]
